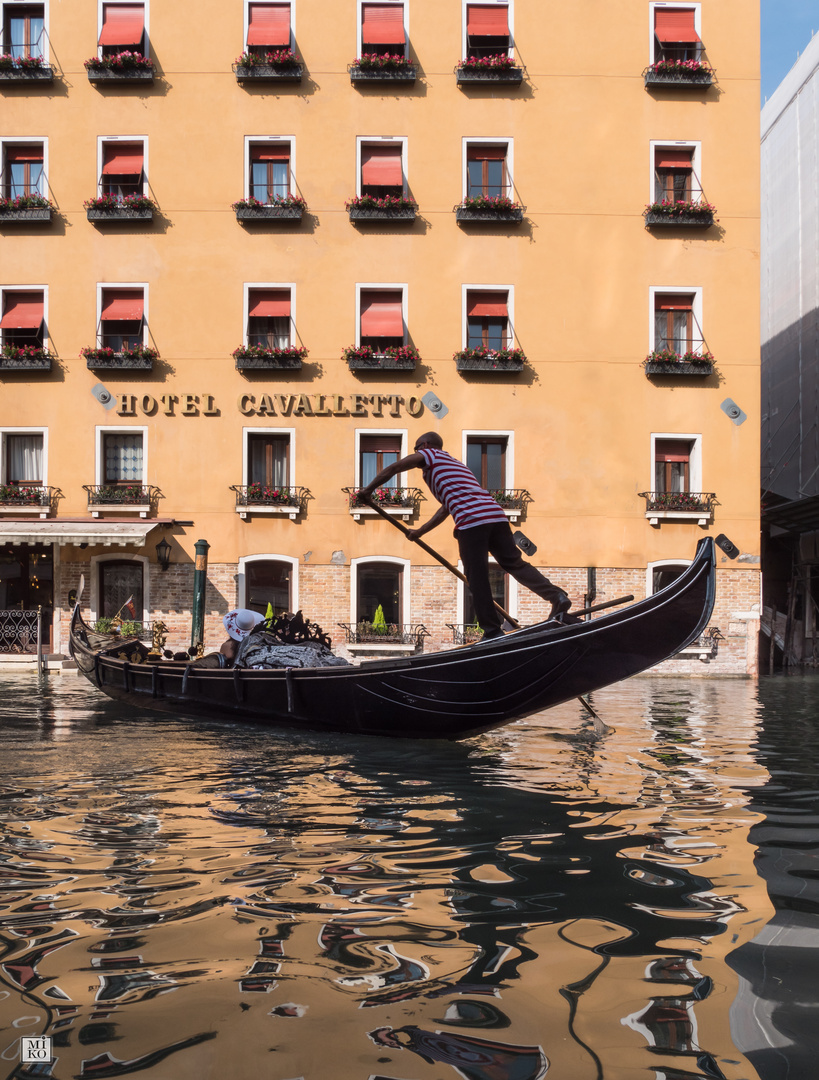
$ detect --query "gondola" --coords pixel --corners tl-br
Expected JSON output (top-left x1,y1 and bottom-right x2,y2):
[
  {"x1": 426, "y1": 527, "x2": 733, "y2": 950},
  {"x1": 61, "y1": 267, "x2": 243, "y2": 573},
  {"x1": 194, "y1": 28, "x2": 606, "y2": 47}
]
[{"x1": 69, "y1": 537, "x2": 716, "y2": 740}]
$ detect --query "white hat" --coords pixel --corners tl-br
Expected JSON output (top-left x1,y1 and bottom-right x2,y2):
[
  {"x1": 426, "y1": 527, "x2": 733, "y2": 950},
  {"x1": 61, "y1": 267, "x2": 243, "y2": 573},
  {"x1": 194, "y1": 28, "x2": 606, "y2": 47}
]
[{"x1": 223, "y1": 608, "x2": 265, "y2": 641}]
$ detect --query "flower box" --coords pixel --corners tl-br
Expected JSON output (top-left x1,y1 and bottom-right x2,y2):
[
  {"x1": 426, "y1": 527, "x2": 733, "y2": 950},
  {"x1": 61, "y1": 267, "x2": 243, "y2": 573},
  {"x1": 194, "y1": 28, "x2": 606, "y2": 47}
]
[
  {"x1": 0, "y1": 485, "x2": 53, "y2": 516},
  {"x1": 86, "y1": 207, "x2": 153, "y2": 223},
  {"x1": 84, "y1": 484, "x2": 156, "y2": 517},
  {"x1": 85, "y1": 53, "x2": 155, "y2": 83},
  {"x1": 456, "y1": 64, "x2": 523, "y2": 85},
  {"x1": 82, "y1": 347, "x2": 157, "y2": 371},
  {"x1": 644, "y1": 359, "x2": 714, "y2": 377},
  {"x1": 233, "y1": 197, "x2": 305, "y2": 222},
  {"x1": 343, "y1": 345, "x2": 419, "y2": 371},
  {"x1": 235, "y1": 63, "x2": 303, "y2": 82},
  {"x1": 344, "y1": 486, "x2": 423, "y2": 520},
  {"x1": 0, "y1": 206, "x2": 53, "y2": 224},
  {"x1": 455, "y1": 348, "x2": 525, "y2": 372},
  {"x1": 455, "y1": 204, "x2": 524, "y2": 224},
  {"x1": 349, "y1": 56, "x2": 416, "y2": 82},
  {"x1": 346, "y1": 196, "x2": 417, "y2": 222},
  {"x1": 644, "y1": 63, "x2": 713, "y2": 88},
  {"x1": 644, "y1": 201, "x2": 715, "y2": 228},
  {"x1": 0, "y1": 63, "x2": 54, "y2": 83},
  {"x1": 231, "y1": 484, "x2": 308, "y2": 520},
  {"x1": 233, "y1": 346, "x2": 306, "y2": 370},
  {"x1": 0, "y1": 347, "x2": 52, "y2": 371},
  {"x1": 87, "y1": 67, "x2": 154, "y2": 82},
  {"x1": 639, "y1": 491, "x2": 717, "y2": 527}
]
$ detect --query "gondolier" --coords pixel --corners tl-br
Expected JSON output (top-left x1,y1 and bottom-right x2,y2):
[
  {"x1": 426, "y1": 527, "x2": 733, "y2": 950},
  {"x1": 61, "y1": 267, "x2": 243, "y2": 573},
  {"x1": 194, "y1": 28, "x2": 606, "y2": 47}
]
[{"x1": 358, "y1": 431, "x2": 572, "y2": 639}]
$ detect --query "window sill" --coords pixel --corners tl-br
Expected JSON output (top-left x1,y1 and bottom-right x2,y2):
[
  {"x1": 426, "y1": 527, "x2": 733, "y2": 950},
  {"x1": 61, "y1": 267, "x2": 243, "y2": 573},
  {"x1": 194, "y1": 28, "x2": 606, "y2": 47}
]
[
  {"x1": 644, "y1": 360, "x2": 714, "y2": 377},
  {"x1": 88, "y1": 504, "x2": 152, "y2": 518},
  {"x1": 455, "y1": 207, "x2": 524, "y2": 224},
  {"x1": 0, "y1": 208, "x2": 53, "y2": 224},
  {"x1": 236, "y1": 504, "x2": 301, "y2": 520},
  {"x1": 87, "y1": 208, "x2": 153, "y2": 223},
  {"x1": 0, "y1": 66, "x2": 54, "y2": 83},
  {"x1": 87, "y1": 67, "x2": 154, "y2": 83},
  {"x1": 235, "y1": 206, "x2": 304, "y2": 222},
  {"x1": 346, "y1": 642, "x2": 419, "y2": 655},
  {"x1": 0, "y1": 504, "x2": 51, "y2": 518},
  {"x1": 350, "y1": 66, "x2": 417, "y2": 83},
  {"x1": 349, "y1": 207, "x2": 417, "y2": 223},
  {"x1": 456, "y1": 66, "x2": 523, "y2": 84},
  {"x1": 0, "y1": 355, "x2": 52, "y2": 372},
  {"x1": 644, "y1": 70, "x2": 713, "y2": 88},
  {"x1": 644, "y1": 211, "x2": 714, "y2": 228},
  {"x1": 346, "y1": 354, "x2": 417, "y2": 371},
  {"x1": 85, "y1": 353, "x2": 154, "y2": 371},
  {"x1": 349, "y1": 505, "x2": 415, "y2": 521},
  {"x1": 645, "y1": 510, "x2": 713, "y2": 527},
  {"x1": 234, "y1": 64, "x2": 303, "y2": 82}
]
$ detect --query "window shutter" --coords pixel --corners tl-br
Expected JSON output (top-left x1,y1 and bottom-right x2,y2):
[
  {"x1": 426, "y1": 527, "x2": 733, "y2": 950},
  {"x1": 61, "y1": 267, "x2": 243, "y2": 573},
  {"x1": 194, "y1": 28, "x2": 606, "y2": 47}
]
[
  {"x1": 654, "y1": 8, "x2": 700, "y2": 43},
  {"x1": 101, "y1": 290, "x2": 144, "y2": 321},
  {"x1": 102, "y1": 144, "x2": 144, "y2": 175},
  {"x1": 99, "y1": 4, "x2": 145, "y2": 46},
  {"x1": 247, "y1": 3, "x2": 291, "y2": 46},
  {"x1": 467, "y1": 4, "x2": 510, "y2": 36},
  {"x1": 361, "y1": 3, "x2": 405, "y2": 45},
  {"x1": 360, "y1": 292, "x2": 403, "y2": 337},
  {"x1": 656, "y1": 440, "x2": 691, "y2": 462},
  {"x1": 467, "y1": 291, "x2": 508, "y2": 317},
  {"x1": 251, "y1": 144, "x2": 290, "y2": 162},
  {"x1": 655, "y1": 149, "x2": 693, "y2": 169},
  {"x1": 249, "y1": 290, "x2": 291, "y2": 318},
  {"x1": 361, "y1": 145, "x2": 403, "y2": 186},
  {"x1": 0, "y1": 292, "x2": 44, "y2": 328},
  {"x1": 362, "y1": 435, "x2": 402, "y2": 453},
  {"x1": 467, "y1": 145, "x2": 507, "y2": 162},
  {"x1": 5, "y1": 145, "x2": 43, "y2": 164},
  {"x1": 655, "y1": 294, "x2": 693, "y2": 311}
]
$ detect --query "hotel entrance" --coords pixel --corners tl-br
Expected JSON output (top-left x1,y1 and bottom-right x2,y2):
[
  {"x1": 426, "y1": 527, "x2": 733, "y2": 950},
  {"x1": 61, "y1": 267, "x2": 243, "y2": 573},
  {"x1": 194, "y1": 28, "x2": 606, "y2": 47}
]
[{"x1": 0, "y1": 543, "x2": 53, "y2": 651}]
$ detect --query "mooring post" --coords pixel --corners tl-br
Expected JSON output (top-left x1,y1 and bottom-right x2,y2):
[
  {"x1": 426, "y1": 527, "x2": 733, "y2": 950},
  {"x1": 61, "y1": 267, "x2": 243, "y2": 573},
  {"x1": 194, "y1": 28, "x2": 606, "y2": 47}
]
[
  {"x1": 36, "y1": 605, "x2": 43, "y2": 677},
  {"x1": 191, "y1": 539, "x2": 210, "y2": 650}
]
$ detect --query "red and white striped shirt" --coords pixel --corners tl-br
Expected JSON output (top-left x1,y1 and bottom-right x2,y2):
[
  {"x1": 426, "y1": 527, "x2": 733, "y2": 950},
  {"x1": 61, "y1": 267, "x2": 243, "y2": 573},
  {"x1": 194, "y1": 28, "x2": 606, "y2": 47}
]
[{"x1": 418, "y1": 447, "x2": 508, "y2": 530}]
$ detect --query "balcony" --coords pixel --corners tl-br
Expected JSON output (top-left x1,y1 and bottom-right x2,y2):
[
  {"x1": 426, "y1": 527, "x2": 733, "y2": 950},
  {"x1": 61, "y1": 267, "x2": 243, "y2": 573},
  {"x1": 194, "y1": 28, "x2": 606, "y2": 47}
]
[
  {"x1": 344, "y1": 486, "x2": 424, "y2": 521},
  {"x1": 487, "y1": 488, "x2": 532, "y2": 523},
  {"x1": 347, "y1": 196, "x2": 417, "y2": 223},
  {"x1": 349, "y1": 57, "x2": 417, "y2": 83},
  {"x1": 455, "y1": 198, "x2": 525, "y2": 225},
  {"x1": 0, "y1": 196, "x2": 54, "y2": 224},
  {"x1": 84, "y1": 484, "x2": 159, "y2": 518},
  {"x1": 338, "y1": 621, "x2": 428, "y2": 655},
  {"x1": 343, "y1": 345, "x2": 420, "y2": 372},
  {"x1": 644, "y1": 60, "x2": 713, "y2": 89},
  {"x1": 675, "y1": 626, "x2": 723, "y2": 662},
  {"x1": 233, "y1": 196, "x2": 306, "y2": 223},
  {"x1": 85, "y1": 195, "x2": 156, "y2": 224},
  {"x1": 0, "y1": 485, "x2": 54, "y2": 518},
  {"x1": 85, "y1": 54, "x2": 155, "y2": 83},
  {"x1": 643, "y1": 347, "x2": 714, "y2": 378},
  {"x1": 234, "y1": 50, "x2": 304, "y2": 82},
  {"x1": 82, "y1": 346, "x2": 157, "y2": 371},
  {"x1": 456, "y1": 57, "x2": 523, "y2": 85},
  {"x1": 0, "y1": 56, "x2": 54, "y2": 84},
  {"x1": 233, "y1": 345, "x2": 307, "y2": 371},
  {"x1": 447, "y1": 623, "x2": 485, "y2": 645},
  {"x1": 231, "y1": 484, "x2": 310, "y2": 520},
  {"x1": 638, "y1": 491, "x2": 717, "y2": 527},
  {"x1": 0, "y1": 346, "x2": 53, "y2": 372},
  {"x1": 455, "y1": 347, "x2": 525, "y2": 373}
]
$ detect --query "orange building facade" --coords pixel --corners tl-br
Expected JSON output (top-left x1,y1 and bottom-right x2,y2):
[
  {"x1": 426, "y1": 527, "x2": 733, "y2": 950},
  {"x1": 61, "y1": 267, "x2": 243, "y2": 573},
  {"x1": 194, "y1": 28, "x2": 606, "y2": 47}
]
[{"x1": 0, "y1": 0, "x2": 760, "y2": 671}]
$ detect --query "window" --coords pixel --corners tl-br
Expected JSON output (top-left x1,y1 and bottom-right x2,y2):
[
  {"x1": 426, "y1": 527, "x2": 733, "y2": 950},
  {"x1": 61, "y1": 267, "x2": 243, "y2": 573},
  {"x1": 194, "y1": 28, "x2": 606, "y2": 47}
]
[
  {"x1": 358, "y1": 287, "x2": 405, "y2": 352},
  {"x1": 464, "y1": 1, "x2": 511, "y2": 59},
  {"x1": 466, "y1": 289, "x2": 510, "y2": 350},
  {"x1": 1, "y1": 430, "x2": 45, "y2": 486},
  {"x1": 242, "y1": 557, "x2": 295, "y2": 615},
  {"x1": 98, "y1": 559, "x2": 144, "y2": 620},
  {"x1": 651, "y1": 4, "x2": 701, "y2": 63},
  {"x1": 466, "y1": 143, "x2": 509, "y2": 199},
  {"x1": 2, "y1": 2, "x2": 45, "y2": 59},
  {"x1": 0, "y1": 289, "x2": 45, "y2": 348},
  {"x1": 464, "y1": 564, "x2": 508, "y2": 626},
  {"x1": 648, "y1": 561, "x2": 689, "y2": 595},
  {"x1": 654, "y1": 294, "x2": 693, "y2": 353},
  {"x1": 466, "y1": 435, "x2": 507, "y2": 489},
  {"x1": 98, "y1": 2, "x2": 146, "y2": 57},
  {"x1": 359, "y1": 1, "x2": 406, "y2": 57},
  {"x1": 359, "y1": 433, "x2": 402, "y2": 488},
  {"x1": 245, "y1": 1, "x2": 292, "y2": 54},
  {"x1": 358, "y1": 140, "x2": 405, "y2": 198},
  {"x1": 247, "y1": 288, "x2": 291, "y2": 348},
  {"x1": 248, "y1": 432, "x2": 289, "y2": 486},
  {"x1": 356, "y1": 560, "x2": 403, "y2": 624},
  {"x1": 100, "y1": 140, "x2": 145, "y2": 199},
  {"x1": 248, "y1": 140, "x2": 292, "y2": 203},
  {"x1": 98, "y1": 287, "x2": 145, "y2": 351},
  {"x1": 101, "y1": 431, "x2": 144, "y2": 485},
  {"x1": 2, "y1": 142, "x2": 45, "y2": 199},
  {"x1": 654, "y1": 147, "x2": 692, "y2": 201}
]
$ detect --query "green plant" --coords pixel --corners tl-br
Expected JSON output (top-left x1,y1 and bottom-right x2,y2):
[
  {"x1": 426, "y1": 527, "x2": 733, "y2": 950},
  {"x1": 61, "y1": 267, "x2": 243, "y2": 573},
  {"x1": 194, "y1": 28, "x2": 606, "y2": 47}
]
[
  {"x1": 352, "y1": 53, "x2": 412, "y2": 71},
  {"x1": 84, "y1": 193, "x2": 157, "y2": 212},
  {"x1": 94, "y1": 617, "x2": 144, "y2": 636},
  {"x1": 231, "y1": 193, "x2": 307, "y2": 211},
  {"x1": 235, "y1": 49, "x2": 301, "y2": 68},
  {"x1": 84, "y1": 50, "x2": 154, "y2": 71},
  {"x1": 0, "y1": 194, "x2": 54, "y2": 212}
]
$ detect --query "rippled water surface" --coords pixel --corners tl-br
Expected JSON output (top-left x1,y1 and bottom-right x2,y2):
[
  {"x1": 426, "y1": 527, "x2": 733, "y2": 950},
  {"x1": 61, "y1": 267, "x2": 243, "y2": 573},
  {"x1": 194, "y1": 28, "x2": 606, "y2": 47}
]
[{"x1": 0, "y1": 673, "x2": 817, "y2": 1080}]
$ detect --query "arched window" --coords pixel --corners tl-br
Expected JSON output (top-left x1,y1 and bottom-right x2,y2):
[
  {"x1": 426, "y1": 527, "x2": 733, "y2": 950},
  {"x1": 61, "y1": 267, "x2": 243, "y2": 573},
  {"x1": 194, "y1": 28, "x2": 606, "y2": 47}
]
[
  {"x1": 244, "y1": 558, "x2": 293, "y2": 616},
  {"x1": 648, "y1": 561, "x2": 689, "y2": 596},
  {"x1": 356, "y1": 561, "x2": 402, "y2": 624},
  {"x1": 99, "y1": 559, "x2": 144, "y2": 620}
]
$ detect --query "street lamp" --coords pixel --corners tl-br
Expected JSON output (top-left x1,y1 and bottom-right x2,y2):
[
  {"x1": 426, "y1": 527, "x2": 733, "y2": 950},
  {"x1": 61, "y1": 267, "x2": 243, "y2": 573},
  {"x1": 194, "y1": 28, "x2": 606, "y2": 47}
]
[{"x1": 155, "y1": 536, "x2": 171, "y2": 572}]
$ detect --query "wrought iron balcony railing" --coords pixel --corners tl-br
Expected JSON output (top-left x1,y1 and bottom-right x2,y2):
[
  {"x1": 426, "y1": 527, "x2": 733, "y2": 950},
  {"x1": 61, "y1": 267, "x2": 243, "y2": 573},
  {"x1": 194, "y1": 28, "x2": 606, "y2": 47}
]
[
  {"x1": 338, "y1": 622, "x2": 429, "y2": 647},
  {"x1": 84, "y1": 484, "x2": 159, "y2": 509},
  {"x1": 344, "y1": 487, "x2": 424, "y2": 516},
  {"x1": 0, "y1": 608, "x2": 43, "y2": 653},
  {"x1": 232, "y1": 484, "x2": 310, "y2": 519},
  {"x1": 0, "y1": 484, "x2": 54, "y2": 512},
  {"x1": 446, "y1": 623, "x2": 485, "y2": 645},
  {"x1": 639, "y1": 491, "x2": 717, "y2": 518}
]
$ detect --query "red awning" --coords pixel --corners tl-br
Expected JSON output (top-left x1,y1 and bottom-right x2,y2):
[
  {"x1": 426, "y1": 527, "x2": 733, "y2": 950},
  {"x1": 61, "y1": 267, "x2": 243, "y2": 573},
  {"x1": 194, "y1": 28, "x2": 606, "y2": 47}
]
[
  {"x1": 655, "y1": 149, "x2": 693, "y2": 169},
  {"x1": 247, "y1": 3, "x2": 291, "y2": 46},
  {"x1": 102, "y1": 144, "x2": 143, "y2": 175},
  {"x1": 0, "y1": 293, "x2": 43, "y2": 329},
  {"x1": 360, "y1": 292, "x2": 403, "y2": 337},
  {"x1": 249, "y1": 290, "x2": 290, "y2": 318},
  {"x1": 101, "y1": 290, "x2": 144, "y2": 321},
  {"x1": 656, "y1": 295, "x2": 693, "y2": 311},
  {"x1": 467, "y1": 4, "x2": 509, "y2": 36},
  {"x1": 654, "y1": 8, "x2": 700, "y2": 43},
  {"x1": 99, "y1": 3, "x2": 145, "y2": 46},
  {"x1": 251, "y1": 144, "x2": 290, "y2": 162},
  {"x1": 361, "y1": 3, "x2": 405, "y2": 45},
  {"x1": 361, "y1": 145, "x2": 402, "y2": 186},
  {"x1": 5, "y1": 145, "x2": 43, "y2": 164},
  {"x1": 467, "y1": 291, "x2": 508, "y2": 317}
]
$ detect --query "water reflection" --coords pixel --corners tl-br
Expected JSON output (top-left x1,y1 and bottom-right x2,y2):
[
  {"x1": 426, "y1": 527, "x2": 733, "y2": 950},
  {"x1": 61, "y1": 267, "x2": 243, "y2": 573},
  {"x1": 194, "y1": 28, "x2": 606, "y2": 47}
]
[{"x1": 0, "y1": 675, "x2": 780, "y2": 1079}]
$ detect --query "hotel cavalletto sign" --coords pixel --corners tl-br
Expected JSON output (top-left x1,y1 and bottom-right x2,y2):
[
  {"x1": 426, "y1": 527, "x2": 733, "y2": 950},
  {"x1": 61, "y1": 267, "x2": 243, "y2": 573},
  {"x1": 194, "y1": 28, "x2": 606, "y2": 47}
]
[{"x1": 116, "y1": 393, "x2": 426, "y2": 418}]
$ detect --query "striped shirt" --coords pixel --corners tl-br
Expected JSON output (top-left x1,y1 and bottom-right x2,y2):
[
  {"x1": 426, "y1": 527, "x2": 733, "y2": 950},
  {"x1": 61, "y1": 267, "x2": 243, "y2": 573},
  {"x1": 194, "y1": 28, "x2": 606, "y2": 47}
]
[{"x1": 418, "y1": 447, "x2": 508, "y2": 530}]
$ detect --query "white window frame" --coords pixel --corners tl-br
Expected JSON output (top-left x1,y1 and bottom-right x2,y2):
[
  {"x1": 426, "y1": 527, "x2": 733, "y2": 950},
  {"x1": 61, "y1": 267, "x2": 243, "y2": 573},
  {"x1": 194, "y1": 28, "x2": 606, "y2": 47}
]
[
  {"x1": 0, "y1": 0, "x2": 50, "y2": 62},
  {"x1": 462, "y1": 283, "x2": 514, "y2": 349},
  {"x1": 649, "y1": 140, "x2": 701, "y2": 201},
  {"x1": 462, "y1": 137, "x2": 513, "y2": 201},
  {"x1": 238, "y1": 553, "x2": 299, "y2": 612},
  {"x1": 243, "y1": 0, "x2": 295, "y2": 52},
  {"x1": 646, "y1": 559, "x2": 690, "y2": 596},
  {"x1": 0, "y1": 426, "x2": 48, "y2": 487},
  {"x1": 96, "y1": 281, "x2": 148, "y2": 349},
  {"x1": 649, "y1": 2, "x2": 701, "y2": 65},
  {"x1": 350, "y1": 555, "x2": 411, "y2": 625},
  {"x1": 243, "y1": 281, "x2": 296, "y2": 349},
  {"x1": 647, "y1": 432, "x2": 705, "y2": 525},
  {"x1": 242, "y1": 425, "x2": 296, "y2": 488},
  {"x1": 357, "y1": 0, "x2": 408, "y2": 58},
  {"x1": 96, "y1": 0, "x2": 150, "y2": 59},
  {"x1": 0, "y1": 137, "x2": 48, "y2": 199},
  {"x1": 0, "y1": 284, "x2": 48, "y2": 349},
  {"x1": 460, "y1": 428, "x2": 521, "y2": 518},
  {"x1": 97, "y1": 136, "x2": 148, "y2": 198},
  {"x1": 649, "y1": 286, "x2": 703, "y2": 353},
  {"x1": 461, "y1": 0, "x2": 514, "y2": 59},
  {"x1": 351, "y1": 428, "x2": 410, "y2": 519},
  {"x1": 356, "y1": 136, "x2": 408, "y2": 198},
  {"x1": 355, "y1": 282, "x2": 407, "y2": 347},
  {"x1": 244, "y1": 135, "x2": 296, "y2": 201},
  {"x1": 95, "y1": 425, "x2": 148, "y2": 487},
  {"x1": 89, "y1": 552, "x2": 150, "y2": 625},
  {"x1": 456, "y1": 559, "x2": 519, "y2": 625}
]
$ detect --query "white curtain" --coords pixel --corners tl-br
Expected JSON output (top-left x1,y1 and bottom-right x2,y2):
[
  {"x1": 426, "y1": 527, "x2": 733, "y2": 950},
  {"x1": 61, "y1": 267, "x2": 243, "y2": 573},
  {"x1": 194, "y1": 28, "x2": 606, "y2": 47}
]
[{"x1": 7, "y1": 435, "x2": 43, "y2": 484}]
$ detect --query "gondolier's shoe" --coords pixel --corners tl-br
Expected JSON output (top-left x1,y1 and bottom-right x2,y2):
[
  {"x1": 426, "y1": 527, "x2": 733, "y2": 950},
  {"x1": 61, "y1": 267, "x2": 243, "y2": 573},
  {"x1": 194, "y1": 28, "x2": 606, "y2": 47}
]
[{"x1": 548, "y1": 591, "x2": 572, "y2": 621}]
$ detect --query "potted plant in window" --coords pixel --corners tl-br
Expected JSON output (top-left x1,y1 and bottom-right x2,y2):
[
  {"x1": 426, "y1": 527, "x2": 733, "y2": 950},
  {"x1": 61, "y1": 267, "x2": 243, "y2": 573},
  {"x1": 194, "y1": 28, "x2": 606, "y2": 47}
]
[
  {"x1": 455, "y1": 194, "x2": 525, "y2": 223},
  {"x1": 231, "y1": 194, "x2": 307, "y2": 222},
  {"x1": 0, "y1": 193, "x2": 55, "y2": 224},
  {"x1": 0, "y1": 483, "x2": 49, "y2": 508},
  {"x1": 456, "y1": 54, "x2": 523, "y2": 84},
  {"x1": 234, "y1": 49, "x2": 303, "y2": 82},
  {"x1": 644, "y1": 58, "x2": 713, "y2": 87},
  {"x1": 84, "y1": 193, "x2": 157, "y2": 222},
  {"x1": 86, "y1": 484, "x2": 151, "y2": 506},
  {"x1": 1, "y1": 344, "x2": 53, "y2": 371},
  {"x1": 342, "y1": 344, "x2": 420, "y2": 370},
  {"x1": 0, "y1": 52, "x2": 54, "y2": 82},
  {"x1": 85, "y1": 51, "x2": 155, "y2": 82},
  {"x1": 454, "y1": 345, "x2": 526, "y2": 372},
  {"x1": 232, "y1": 342, "x2": 308, "y2": 370},
  {"x1": 346, "y1": 193, "x2": 417, "y2": 222},
  {"x1": 349, "y1": 53, "x2": 416, "y2": 82},
  {"x1": 231, "y1": 484, "x2": 308, "y2": 517},
  {"x1": 644, "y1": 198, "x2": 716, "y2": 227},
  {"x1": 81, "y1": 344, "x2": 158, "y2": 370},
  {"x1": 346, "y1": 486, "x2": 420, "y2": 510},
  {"x1": 643, "y1": 348, "x2": 714, "y2": 376}
]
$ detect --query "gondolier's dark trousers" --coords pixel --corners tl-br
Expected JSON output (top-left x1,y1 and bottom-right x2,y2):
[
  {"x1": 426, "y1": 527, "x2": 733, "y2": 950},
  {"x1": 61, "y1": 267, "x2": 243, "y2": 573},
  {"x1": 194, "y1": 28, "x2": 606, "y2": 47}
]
[{"x1": 455, "y1": 521, "x2": 565, "y2": 638}]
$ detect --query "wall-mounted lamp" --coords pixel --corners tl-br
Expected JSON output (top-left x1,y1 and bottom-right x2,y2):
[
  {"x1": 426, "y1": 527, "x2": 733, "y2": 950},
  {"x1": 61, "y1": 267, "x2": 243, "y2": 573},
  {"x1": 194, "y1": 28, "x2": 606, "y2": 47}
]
[{"x1": 155, "y1": 536, "x2": 172, "y2": 572}]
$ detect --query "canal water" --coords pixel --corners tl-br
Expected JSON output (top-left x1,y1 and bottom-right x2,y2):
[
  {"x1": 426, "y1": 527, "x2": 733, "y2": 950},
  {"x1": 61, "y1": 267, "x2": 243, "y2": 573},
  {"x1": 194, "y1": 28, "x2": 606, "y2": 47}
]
[{"x1": 0, "y1": 674, "x2": 816, "y2": 1080}]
